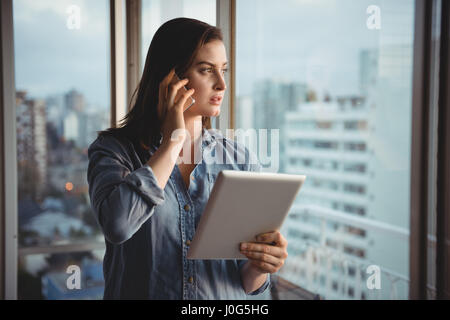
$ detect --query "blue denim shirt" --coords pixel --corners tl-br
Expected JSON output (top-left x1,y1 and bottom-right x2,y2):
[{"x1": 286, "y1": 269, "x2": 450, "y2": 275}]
[{"x1": 87, "y1": 127, "x2": 271, "y2": 299}]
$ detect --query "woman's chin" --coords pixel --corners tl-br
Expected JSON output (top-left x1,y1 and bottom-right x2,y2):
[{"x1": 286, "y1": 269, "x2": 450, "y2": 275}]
[
  {"x1": 202, "y1": 106, "x2": 220, "y2": 117},
  {"x1": 186, "y1": 104, "x2": 220, "y2": 118},
  {"x1": 210, "y1": 109, "x2": 220, "y2": 117}
]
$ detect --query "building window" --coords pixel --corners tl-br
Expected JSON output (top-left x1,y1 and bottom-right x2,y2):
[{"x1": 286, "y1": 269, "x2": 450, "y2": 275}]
[
  {"x1": 344, "y1": 120, "x2": 368, "y2": 131},
  {"x1": 343, "y1": 183, "x2": 366, "y2": 195}
]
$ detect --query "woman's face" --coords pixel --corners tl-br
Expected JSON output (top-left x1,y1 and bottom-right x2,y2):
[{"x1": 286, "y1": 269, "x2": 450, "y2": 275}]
[{"x1": 182, "y1": 40, "x2": 228, "y2": 118}]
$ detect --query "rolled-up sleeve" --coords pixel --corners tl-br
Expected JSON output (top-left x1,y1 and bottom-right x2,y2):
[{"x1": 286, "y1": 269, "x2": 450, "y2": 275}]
[
  {"x1": 237, "y1": 260, "x2": 271, "y2": 296},
  {"x1": 87, "y1": 135, "x2": 165, "y2": 245},
  {"x1": 247, "y1": 274, "x2": 271, "y2": 296},
  {"x1": 124, "y1": 165, "x2": 165, "y2": 205}
]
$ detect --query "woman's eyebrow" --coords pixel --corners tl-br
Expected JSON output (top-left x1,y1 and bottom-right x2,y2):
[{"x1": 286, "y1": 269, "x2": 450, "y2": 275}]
[{"x1": 195, "y1": 61, "x2": 228, "y2": 67}]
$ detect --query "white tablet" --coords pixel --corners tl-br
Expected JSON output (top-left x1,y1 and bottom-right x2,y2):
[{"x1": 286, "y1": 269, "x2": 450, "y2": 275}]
[{"x1": 187, "y1": 170, "x2": 306, "y2": 260}]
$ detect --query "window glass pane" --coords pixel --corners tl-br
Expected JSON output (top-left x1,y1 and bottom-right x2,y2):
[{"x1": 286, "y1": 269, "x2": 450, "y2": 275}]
[
  {"x1": 141, "y1": 0, "x2": 216, "y2": 71},
  {"x1": 236, "y1": 0, "x2": 414, "y2": 299},
  {"x1": 14, "y1": 0, "x2": 110, "y2": 299}
]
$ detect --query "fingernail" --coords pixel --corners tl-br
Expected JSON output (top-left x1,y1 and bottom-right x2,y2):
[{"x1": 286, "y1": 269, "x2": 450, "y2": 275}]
[{"x1": 241, "y1": 243, "x2": 247, "y2": 250}]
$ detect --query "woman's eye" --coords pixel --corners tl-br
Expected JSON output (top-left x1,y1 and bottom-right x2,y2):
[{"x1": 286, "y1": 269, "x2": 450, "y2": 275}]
[{"x1": 200, "y1": 68, "x2": 229, "y2": 74}]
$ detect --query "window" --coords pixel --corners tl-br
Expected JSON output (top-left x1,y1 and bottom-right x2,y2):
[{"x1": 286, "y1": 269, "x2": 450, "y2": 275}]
[
  {"x1": 14, "y1": 0, "x2": 110, "y2": 299},
  {"x1": 344, "y1": 120, "x2": 368, "y2": 131},
  {"x1": 346, "y1": 226, "x2": 366, "y2": 238},
  {"x1": 236, "y1": 0, "x2": 414, "y2": 299},
  {"x1": 317, "y1": 121, "x2": 333, "y2": 130},
  {"x1": 343, "y1": 141, "x2": 367, "y2": 152},
  {"x1": 343, "y1": 203, "x2": 366, "y2": 216},
  {"x1": 343, "y1": 162, "x2": 367, "y2": 173},
  {"x1": 343, "y1": 183, "x2": 366, "y2": 195}
]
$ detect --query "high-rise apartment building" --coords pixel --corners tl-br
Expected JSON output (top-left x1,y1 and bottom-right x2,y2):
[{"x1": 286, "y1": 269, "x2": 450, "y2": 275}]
[{"x1": 16, "y1": 91, "x2": 48, "y2": 202}]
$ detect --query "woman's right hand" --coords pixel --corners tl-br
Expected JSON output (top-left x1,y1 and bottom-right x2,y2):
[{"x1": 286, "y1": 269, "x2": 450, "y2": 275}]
[{"x1": 157, "y1": 68, "x2": 195, "y2": 146}]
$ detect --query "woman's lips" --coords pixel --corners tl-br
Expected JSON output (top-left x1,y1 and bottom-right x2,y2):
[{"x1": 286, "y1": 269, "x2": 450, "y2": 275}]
[{"x1": 209, "y1": 96, "x2": 223, "y2": 105}]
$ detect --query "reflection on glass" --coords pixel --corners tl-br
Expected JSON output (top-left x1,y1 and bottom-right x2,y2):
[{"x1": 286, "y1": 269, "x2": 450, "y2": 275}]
[
  {"x1": 236, "y1": 0, "x2": 415, "y2": 299},
  {"x1": 14, "y1": 0, "x2": 110, "y2": 299}
]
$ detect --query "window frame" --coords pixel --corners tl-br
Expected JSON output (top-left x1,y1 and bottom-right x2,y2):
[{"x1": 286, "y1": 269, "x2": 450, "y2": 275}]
[
  {"x1": 436, "y1": 0, "x2": 450, "y2": 300},
  {"x1": 409, "y1": 0, "x2": 450, "y2": 300},
  {"x1": 110, "y1": 0, "x2": 127, "y2": 127},
  {"x1": 0, "y1": 0, "x2": 18, "y2": 300},
  {"x1": 409, "y1": 0, "x2": 434, "y2": 300},
  {"x1": 216, "y1": 0, "x2": 235, "y2": 131},
  {"x1": 125, "y1": 0, "x2": 142, "y2": 112}
]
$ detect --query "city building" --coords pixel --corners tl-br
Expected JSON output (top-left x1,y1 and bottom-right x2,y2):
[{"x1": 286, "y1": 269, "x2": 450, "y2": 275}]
[{"x1": 16, "y1": 91, "x2": 48, "y2": 202}]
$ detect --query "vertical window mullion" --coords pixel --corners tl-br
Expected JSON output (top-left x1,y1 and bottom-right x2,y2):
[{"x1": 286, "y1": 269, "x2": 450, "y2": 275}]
[
  {"x1": 409, "y1": 0, "x2": 433, "y2": 300},
  {"x1": 126, "y1": 0, "x2": 142, "y2": 111},
  {"x1": 216, "y1": 0, "x2": 235, "y2": 132},
  {"x1": 0, "y1": 0, "x2": 18, "y2": 300},
  {"x1": 110, "y1": 0, "x2": 127, "y2": 128},
  {"x1": 436, "y1": 0, "x2": 450, "y2": 300}
]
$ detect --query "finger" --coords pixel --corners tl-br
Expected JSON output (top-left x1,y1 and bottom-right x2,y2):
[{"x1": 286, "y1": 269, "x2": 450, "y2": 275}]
[
  {"x1": 158, "y1": 68, "x2": 176, "y2": 119},
  {"x1": 256, "y1": 231, "x2": 287, "y2": 248},
  {"x1": 240, "y1": 242, "x2": 287, "y2": 259},
  {"x1": 248, "y1": 259, "x2": 279, "y2": 274},
  {"x1": 163, "y1": 68, "x2": 176, "y2": 89},
  {"x1": 174, "y1": 88, "x2": 195, "y2": 111},
  {"x1": 242, "y1": 250, "x2": 284, "y2": 268},
  {"x1": 167, "y1": 78, "x2": 190, "y2": 108}
]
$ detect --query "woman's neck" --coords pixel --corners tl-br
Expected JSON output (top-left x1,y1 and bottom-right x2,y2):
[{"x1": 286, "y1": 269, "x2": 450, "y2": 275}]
[
  {"x1": 183, "y1": 115, "x2": 203, "y2": 145},
  {"x1": 178, "y1": 115, "x2": 203, "y2": 163}
]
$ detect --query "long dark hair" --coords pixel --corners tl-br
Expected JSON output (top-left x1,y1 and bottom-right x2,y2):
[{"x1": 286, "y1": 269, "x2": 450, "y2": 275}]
[{"x1": 99, "y1": 18, "x2": 223, "y2": 148}]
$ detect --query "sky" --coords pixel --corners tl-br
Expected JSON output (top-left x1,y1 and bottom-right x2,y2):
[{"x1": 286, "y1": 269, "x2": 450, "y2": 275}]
[
  {"x1": 12, "y1": 0, "x2": 415, "y2": 108},
  {"x1": 236, "y1": 0, "x2": 414, "y2": 96},
  {"x1": 13, "y1": 0, "x2": 110, "y2": 108}
]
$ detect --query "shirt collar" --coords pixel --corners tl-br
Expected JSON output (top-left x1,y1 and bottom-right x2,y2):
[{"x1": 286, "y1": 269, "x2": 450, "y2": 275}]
[
  {"x1": 145, "y1": 127, "x2": 218, "y2": 155},
  {"x1": 202, "y1": 127, "x2": 218, "y2": 148}
]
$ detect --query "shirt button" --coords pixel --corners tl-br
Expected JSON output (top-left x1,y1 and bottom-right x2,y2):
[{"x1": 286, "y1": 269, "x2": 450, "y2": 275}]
[
  {"x1": 191, "y1": 176, "x2": 195, "y2": 181},
  {"x1": 188, "y1": 276, "x2": 194, "y2": 284},
  {"x1": 184, "y1": 204, "x2": 190, "y2": 211},
  {"x1": 186, "y1": 240, "x2": 191, "y2": 246}
]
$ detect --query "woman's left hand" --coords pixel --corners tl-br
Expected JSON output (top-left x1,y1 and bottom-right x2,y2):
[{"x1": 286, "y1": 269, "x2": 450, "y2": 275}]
[{"x1": 239, "y1": 231, "x2": 288, "y2": 274}]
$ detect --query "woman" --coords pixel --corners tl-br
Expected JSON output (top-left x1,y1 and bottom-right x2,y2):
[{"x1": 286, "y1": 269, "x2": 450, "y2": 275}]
[{"x1": 87, "y1": 17, "x2": 288, "y2": 299}]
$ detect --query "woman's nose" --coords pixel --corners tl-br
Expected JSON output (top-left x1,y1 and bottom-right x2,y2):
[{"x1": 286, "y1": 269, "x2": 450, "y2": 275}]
[{"x1": 214, "y1": 72, "x2": 227, "y2": 91}]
